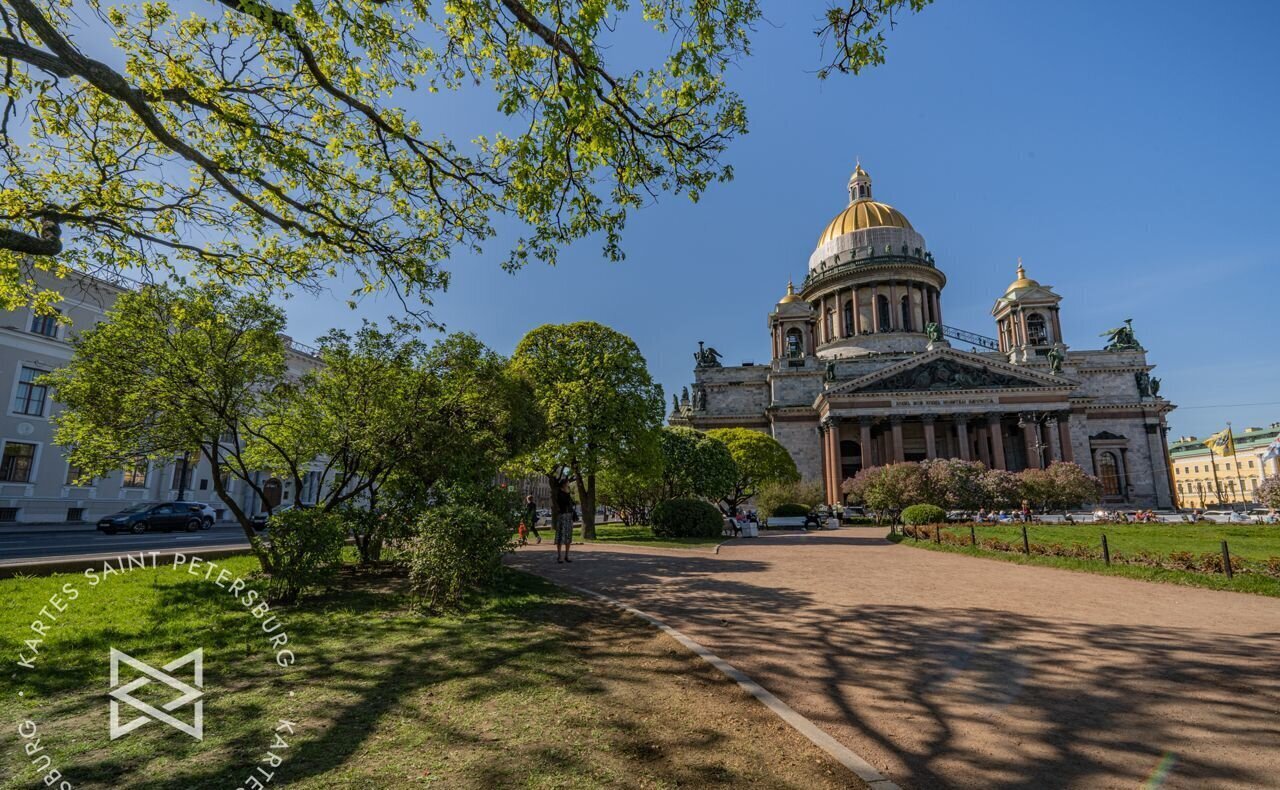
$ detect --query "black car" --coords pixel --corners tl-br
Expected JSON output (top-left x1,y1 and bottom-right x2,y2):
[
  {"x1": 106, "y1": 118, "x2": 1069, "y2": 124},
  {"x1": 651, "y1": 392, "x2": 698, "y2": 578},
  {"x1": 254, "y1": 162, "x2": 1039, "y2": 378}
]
[{"x1": 97, "y1": 502, "x2": 205, "y2": 534}]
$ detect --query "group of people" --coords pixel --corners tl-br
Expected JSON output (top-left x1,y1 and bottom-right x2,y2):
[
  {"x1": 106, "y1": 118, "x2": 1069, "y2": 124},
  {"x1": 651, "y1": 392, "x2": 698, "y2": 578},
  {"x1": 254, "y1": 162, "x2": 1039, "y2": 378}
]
[{"x1": 518, "y1": 482, "x2": 578, "y2": 564}]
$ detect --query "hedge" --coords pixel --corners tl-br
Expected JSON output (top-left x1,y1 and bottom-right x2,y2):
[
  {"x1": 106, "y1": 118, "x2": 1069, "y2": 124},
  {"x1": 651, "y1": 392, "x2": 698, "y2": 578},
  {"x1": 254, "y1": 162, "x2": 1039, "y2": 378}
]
[
  {"x1": 771, "y1": 503, "x2": 810, "y2": 518},
  {"x1": 651, "y1": 498, "x2": 724, "y2": 538},
  {"x1": 901, "y1": 504, "x2": 947, "y2": 526}
]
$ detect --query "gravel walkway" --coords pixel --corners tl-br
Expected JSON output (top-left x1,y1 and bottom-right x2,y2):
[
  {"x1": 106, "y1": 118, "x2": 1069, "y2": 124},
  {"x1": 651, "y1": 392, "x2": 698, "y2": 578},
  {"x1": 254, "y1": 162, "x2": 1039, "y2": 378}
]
[{"x1": 507, "y1": 527, "x2": 1280, "y2": 789}]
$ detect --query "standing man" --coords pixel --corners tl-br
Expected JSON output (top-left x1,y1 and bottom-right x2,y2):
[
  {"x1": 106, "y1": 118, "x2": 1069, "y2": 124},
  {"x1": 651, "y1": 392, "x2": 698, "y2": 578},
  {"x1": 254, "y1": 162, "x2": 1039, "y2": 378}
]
[
  {"x1": 523, "y1": 494, "x2": 542, "y2": 544},
  {"x1": 554, "y1": 479, "x2": 577, "y2": 564}
]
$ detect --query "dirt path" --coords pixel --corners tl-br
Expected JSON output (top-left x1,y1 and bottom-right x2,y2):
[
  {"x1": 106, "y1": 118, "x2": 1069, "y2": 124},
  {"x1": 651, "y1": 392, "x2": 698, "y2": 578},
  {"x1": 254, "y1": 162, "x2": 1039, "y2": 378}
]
[{"x1": 508, "y1": 528, "x2": 1280, "y2": 789}]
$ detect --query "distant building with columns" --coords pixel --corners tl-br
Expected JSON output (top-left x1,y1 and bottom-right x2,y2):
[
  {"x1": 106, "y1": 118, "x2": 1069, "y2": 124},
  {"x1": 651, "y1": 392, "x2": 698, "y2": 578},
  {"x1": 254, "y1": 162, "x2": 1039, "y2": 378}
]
[{"x1": 671, "y1": 165, "x2": 1177, "y2": 509}]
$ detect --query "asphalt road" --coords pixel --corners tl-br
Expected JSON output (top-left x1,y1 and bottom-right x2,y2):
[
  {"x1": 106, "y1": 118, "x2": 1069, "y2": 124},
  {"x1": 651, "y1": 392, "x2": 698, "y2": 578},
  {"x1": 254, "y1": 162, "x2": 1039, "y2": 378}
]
[{"x1": 0, "y1": 522, "x2": 254, "y2": 564}]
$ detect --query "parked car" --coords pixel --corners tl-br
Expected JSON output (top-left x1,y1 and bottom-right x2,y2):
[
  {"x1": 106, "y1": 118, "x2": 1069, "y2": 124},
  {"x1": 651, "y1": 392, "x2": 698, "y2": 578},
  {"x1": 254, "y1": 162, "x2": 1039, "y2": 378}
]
[
  {"x1": 171, "y1": 501, "x2": 216, "y2": 529},
  {"x1": 97, "y1": 502, "x2": 206, "y2": 534},
  {"x1": 250, "y1": 502, "x2": 298, "y2": 531}
]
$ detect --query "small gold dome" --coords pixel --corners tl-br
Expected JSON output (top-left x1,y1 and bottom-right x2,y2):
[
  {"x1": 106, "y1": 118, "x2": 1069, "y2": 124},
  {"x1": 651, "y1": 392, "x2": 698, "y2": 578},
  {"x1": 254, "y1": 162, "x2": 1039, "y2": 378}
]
[
  {"x1": 778, "y1": 280, "x2": 802, "y2": 304},
  {"x1": 817, "y1": 201, "x2": 913, "y2": 247},
  {"x1": 1005, "y1": 259, "x2": 1041, "y2": 293}
]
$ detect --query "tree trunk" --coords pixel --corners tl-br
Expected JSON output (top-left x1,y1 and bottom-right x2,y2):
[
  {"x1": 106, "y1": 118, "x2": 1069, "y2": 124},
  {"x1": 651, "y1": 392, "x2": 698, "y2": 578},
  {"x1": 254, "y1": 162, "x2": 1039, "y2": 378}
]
[{"x1": 576, "y1": 474, "x2": 597, "y2": 540}]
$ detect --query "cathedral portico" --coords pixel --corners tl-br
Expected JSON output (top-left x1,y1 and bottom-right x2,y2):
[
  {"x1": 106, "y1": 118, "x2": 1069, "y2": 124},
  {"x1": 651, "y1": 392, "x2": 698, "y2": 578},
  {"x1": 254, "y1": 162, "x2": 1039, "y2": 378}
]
[{"x1": 671, "y1": 164, "x2": 1176, "y2": 509}]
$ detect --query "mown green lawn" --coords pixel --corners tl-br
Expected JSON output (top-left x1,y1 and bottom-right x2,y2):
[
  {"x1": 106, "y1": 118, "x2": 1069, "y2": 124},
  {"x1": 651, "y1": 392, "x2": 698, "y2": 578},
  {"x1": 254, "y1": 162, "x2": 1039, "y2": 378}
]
[
  {"x1": 964, "y1": 522, "x2": 1280, "y2": 560},
  {"x1": 567, "y1": 522, "x2": 724, "y2": 550},
  {"x1": 1, "y1": 554, "x2": 856, "y2": 789},
  {"x1": 892, "y1": 522, "x2": 1280, "y2": 597}
]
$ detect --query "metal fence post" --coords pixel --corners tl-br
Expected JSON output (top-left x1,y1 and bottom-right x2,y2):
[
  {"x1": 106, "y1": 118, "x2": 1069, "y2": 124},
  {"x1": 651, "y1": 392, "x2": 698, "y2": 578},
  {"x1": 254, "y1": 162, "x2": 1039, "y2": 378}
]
[
  {"x1": 1022, "y1": 525, "x2": 1030, "y2": 554},
  {"x1": 1221, "y1": 540, "x2": 1233, "y2": 579},
  {"x1": 1101, "y1": 533, "x2": 1110, "y2": 566},
  {"x1": 969, "y1": 524, "x2": 976, "y2": 546}
]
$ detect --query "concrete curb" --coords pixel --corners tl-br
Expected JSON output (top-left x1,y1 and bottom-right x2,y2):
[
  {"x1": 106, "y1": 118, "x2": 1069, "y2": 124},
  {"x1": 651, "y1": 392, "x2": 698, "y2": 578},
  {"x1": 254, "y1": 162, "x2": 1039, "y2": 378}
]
[
  {"x1": 0, "y1": 545, "x2": 254, "y2": 578},
  {"x1": 569, "y1": 583, "x2": 900, "y2": 790}
]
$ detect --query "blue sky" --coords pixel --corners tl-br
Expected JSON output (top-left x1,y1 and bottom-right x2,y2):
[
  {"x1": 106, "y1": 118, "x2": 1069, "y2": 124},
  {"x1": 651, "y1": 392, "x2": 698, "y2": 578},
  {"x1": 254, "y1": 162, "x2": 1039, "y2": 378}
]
[{"x1": 281, "y1": 0, "x2": 1280, "y2": 442}]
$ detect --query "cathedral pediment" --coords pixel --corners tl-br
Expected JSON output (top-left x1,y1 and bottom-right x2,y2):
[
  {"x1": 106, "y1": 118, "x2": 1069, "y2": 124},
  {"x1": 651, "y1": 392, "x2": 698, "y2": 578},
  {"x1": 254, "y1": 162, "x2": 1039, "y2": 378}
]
[{"x1": 828, "y1": 348, "x2": 1068, "y2": 396}]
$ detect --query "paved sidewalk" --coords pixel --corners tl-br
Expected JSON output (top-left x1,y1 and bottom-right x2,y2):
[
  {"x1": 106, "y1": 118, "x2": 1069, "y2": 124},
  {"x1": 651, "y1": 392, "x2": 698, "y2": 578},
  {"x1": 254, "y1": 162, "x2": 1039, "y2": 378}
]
[{"x1": 507, "y1": 528, "x2": 1280, "y2": 790}]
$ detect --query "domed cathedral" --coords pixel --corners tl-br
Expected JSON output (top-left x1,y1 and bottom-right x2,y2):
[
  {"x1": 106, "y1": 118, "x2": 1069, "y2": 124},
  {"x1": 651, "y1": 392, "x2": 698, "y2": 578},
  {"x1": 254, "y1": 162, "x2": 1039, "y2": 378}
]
[{"x1": 672, "y1": 165, "x2": 1179, "y2": 509}]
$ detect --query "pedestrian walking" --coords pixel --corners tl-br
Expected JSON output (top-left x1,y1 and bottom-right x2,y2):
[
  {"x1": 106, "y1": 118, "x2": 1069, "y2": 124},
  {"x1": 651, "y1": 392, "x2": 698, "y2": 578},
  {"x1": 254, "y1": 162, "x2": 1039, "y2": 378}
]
[
  {"x1": 522, "y1": 494, "x2": 542, "y2": 544},
  {"x1": 553, "y1": 480, "x2": 576, "y2": 564}
]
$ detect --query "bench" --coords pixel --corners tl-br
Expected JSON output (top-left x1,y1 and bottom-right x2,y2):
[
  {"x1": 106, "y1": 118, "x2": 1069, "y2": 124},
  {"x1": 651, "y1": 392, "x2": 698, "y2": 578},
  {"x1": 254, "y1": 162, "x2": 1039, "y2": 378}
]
[{"x1": 764, "y1": 516, "x2": 810, "y2": 529}]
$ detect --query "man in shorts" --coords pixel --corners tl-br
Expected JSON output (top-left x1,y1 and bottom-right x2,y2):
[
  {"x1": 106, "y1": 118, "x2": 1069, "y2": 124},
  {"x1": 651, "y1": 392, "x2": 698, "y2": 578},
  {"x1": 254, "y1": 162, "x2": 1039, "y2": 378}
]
[{"x1": 553, "y1": 479, "x2": 577, "y2": 563}]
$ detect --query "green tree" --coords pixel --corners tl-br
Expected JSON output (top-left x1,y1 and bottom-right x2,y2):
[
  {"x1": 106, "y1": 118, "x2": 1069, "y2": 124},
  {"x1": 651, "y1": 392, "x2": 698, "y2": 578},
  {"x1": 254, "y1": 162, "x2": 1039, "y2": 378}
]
[
  {"x1": 390, "y1": 333, "x2": 543, "y2": 505},
  {"x1": 45, "y1": 282, "x2": 287, "y2": 568},
  {"x1": 658, "y1": 426, "x2": 736, "y2": 501},
  {"x1": 0, "y1": 0, "x2": 928, "y2": 314},
  {"x1": 705, "y1": 427, "x2": 799, "y2": 516},
  {"x1": 245, "y1": 322, "x2": 432, "y2": 517},
  {"x1": 754, "y1": 479, "x2": 824, "y2": 519},
  {"x1": 510, "y1": 322, "x2": 663, "y2": 539}
]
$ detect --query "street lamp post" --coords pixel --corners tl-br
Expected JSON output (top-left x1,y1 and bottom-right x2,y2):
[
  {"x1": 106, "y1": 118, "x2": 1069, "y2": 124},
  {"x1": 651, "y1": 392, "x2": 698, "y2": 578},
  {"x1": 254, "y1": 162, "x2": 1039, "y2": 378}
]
[{"x1": 1017, "y1": 411, "x2": 1056, "y2": 469}]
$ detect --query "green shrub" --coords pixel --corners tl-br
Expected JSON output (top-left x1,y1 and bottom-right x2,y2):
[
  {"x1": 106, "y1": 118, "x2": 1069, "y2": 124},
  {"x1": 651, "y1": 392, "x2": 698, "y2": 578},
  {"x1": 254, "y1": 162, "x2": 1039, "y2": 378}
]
[
  {"x1": 409, "y1": 505, "x2": 514, "y2": 612},
  {"x1": 650, "y1": 498, "x2": 724, "y2": 538},
  {"x1": 256, "y1": 507, "x2": 347, "y2": 602},
  {"x1": 341, "y1": 505, "x2": 414, "y2": 565},
  {"x1": 901, "y1": 504, "x2": 947, "y2": 525},
  {"x1": 771, "y1": 503, "x2": 810, "y2": 518}
]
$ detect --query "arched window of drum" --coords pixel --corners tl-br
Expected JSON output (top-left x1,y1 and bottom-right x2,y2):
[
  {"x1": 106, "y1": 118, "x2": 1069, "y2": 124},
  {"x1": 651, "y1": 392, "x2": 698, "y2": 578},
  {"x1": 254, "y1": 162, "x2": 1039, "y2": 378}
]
[
  {"x1": 785, "y1": 328, "x2": 803, "y2": 357},
  {"x1": 876, "y1": 295, "x2": 891, "y2": 332},
  {"x1": 1098, "y1": 451, "x2": 1121, "y2": 497},
  {"x1": 842, "y1": 301, "x2": 854, "y2": 336},
  {"x1": 1026, "y1": 313, "x2": 1049, "y2": 345},
  {"x1": 899, "y1": 295, "x2": 912, "y2": 332}
]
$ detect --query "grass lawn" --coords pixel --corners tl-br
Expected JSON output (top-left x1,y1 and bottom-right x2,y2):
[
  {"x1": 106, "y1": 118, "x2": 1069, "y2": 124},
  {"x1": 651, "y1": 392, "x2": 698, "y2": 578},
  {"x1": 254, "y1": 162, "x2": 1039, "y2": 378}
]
[
  {"x1": 891, "y1": 523, "x2": 1280, "y2": 597},
  {"x1": 563, "y1": 522, "x2": 724, "y2": 550},
  {"x1": 964, "y1": 522, "x2": 1280, "y2": 560},
  {"x1": 1, "y1": 555, "x2": 858, "y2": 789}
]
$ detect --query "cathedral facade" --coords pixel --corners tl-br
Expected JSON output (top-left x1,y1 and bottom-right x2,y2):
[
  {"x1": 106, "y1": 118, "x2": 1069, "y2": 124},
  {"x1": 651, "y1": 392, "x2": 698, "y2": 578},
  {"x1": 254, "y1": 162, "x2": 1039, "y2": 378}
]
[{"x1": 671, "y1": 166, "x2": 1177, "y2": 509}]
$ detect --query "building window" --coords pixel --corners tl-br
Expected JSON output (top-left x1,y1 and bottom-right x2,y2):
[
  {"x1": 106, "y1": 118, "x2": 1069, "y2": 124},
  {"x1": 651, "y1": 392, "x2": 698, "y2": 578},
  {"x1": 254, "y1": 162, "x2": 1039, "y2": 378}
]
[
  {"x1": 171, "y1": 460, "x2": 193, "y2": 491},
  {"x1": 0, "y1": 442, "x2": 36, "y2": 482},
  {"x1": 1026, "y1": 313, "x2": 1049, "y2": 345},
  {"x1": 66, "y1": 507, "x2": 84, "y2": 522},
  {"x1": 1098, "y1": 451, "x2": 1121, "y2": 497},
  {"x1": 876, "y1": 295, "x2": 891, "y2": 332},
  {"x1": 785, "y1": 328, "x2": 803, "y2": 358},
  {"x1": 122, "y1": 461, "x2": 148, "y2": 488},
  {"x1": 824, "y1": 309, "x2": 835, "y2": 340},
  {"x1": 65, "y1": 464, "x2": 93, "y2": 486},
  {"x1": 899, "y1": 295, "x2": 912, "y2": 332},
  {"x1": 842, "y1": 302, "x2": 854, "y2": 336},
  {"x1": 12, "y1": 367, "x2": 48, "y2": 416},
  {"x1": 0, "y1": 507, "x2": 19, "y2": 522},
  {"x1": 29, "y1": 311, "x2": 60, "y2": 338}
]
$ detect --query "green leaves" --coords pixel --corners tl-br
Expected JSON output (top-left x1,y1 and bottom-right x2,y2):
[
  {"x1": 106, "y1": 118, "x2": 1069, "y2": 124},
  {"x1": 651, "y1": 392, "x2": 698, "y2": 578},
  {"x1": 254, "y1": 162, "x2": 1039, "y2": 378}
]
[
  {"x1": 510, "y1": 321, "x2": 663, "y2": 482},
  {"x1": 704, "y1": 427, "x2": 799, "y2": 510}
]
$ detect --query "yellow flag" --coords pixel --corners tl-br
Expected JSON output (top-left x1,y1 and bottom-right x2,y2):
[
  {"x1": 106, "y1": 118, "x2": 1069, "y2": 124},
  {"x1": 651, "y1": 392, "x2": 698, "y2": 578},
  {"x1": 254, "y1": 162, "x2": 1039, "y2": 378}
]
[{"x1": 1205, "y1": 428, "x2": 1236, "y2": 456}]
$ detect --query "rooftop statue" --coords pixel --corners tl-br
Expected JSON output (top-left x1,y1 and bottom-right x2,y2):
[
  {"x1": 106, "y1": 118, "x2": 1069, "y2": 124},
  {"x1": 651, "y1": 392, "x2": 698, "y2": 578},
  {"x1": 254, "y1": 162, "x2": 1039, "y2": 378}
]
[
  {"x1": 694, "y1": 340, "x2": 724, "y2": 368},
  {"x1": 1100, "y1": 318, "x2": 1144, "y2": 351},
  {"x1": 925, "y1": 322, "x2": 943, "y2": 343},
  {"x1": 1046, "y1": 346, "x2": 1064, "y2": 375}
]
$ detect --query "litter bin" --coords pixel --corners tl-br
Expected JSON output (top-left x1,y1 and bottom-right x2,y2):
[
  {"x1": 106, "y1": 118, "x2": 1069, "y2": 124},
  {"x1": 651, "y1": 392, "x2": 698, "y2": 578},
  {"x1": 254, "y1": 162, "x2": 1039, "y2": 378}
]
[{"x1": 825, "y1": 516, "x2": 839, "y2": 530}]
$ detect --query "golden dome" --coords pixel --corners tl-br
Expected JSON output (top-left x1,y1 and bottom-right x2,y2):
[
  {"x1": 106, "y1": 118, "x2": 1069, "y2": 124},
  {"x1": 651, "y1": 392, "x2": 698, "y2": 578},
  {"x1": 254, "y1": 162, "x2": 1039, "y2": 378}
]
[
  {"x1": 1005, "y1": 259, "x2": 1041, "y2": 293},
  {"x1": 778, "y1": 280, "x2": 802, "y2": 304},
  {"x1": 816, "y1": 200, "x2": 914, "y2": 247}
]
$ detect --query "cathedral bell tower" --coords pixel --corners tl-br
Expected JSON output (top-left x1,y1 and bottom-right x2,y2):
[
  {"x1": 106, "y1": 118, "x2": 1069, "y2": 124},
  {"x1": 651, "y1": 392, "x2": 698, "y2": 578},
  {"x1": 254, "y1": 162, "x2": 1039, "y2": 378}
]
[
  {"x1": 770, "y1": 280, "x2": 816, "y2": 366},
  {"x1": 991, "y1": 260, "x2": 1066, "y2": 364}
]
